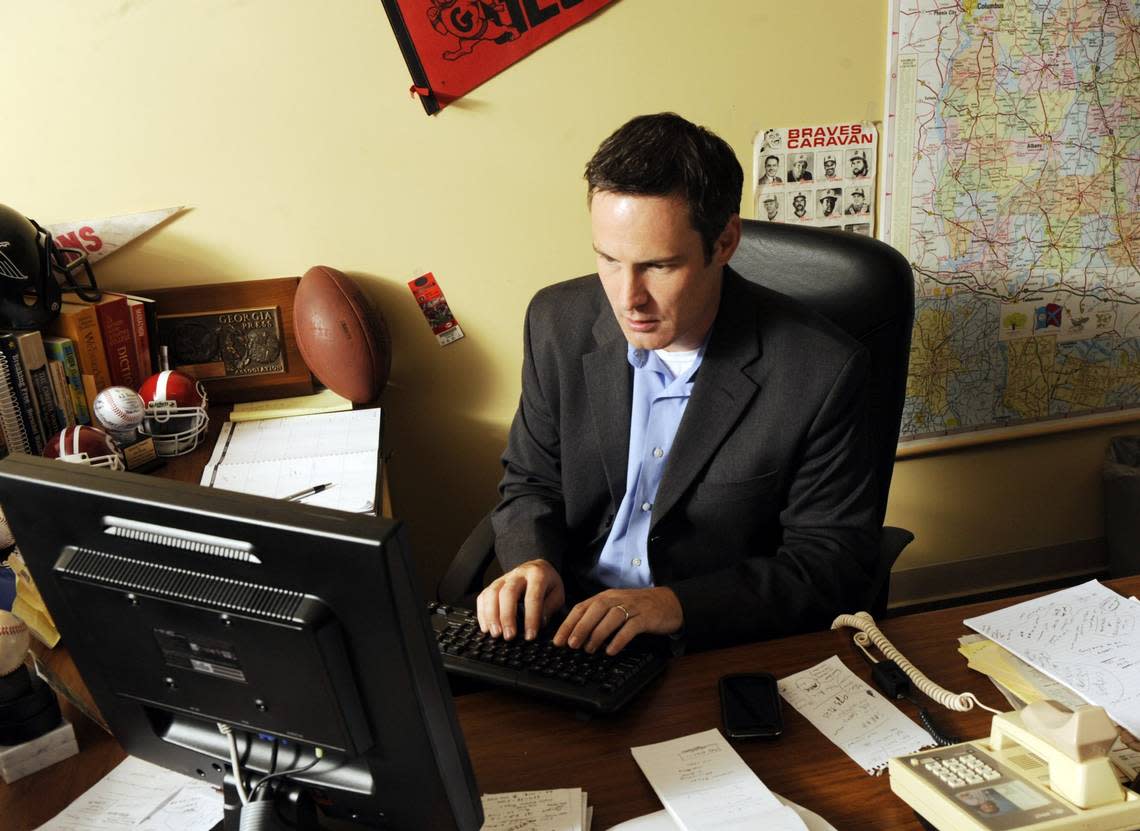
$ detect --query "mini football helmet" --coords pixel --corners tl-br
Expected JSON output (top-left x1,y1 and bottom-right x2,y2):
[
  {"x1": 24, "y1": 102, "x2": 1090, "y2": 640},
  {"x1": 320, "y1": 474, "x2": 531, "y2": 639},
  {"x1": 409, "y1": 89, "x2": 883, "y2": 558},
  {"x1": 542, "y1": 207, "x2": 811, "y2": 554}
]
[
  {"x1": 43, "y1": 426, "x2": 126, "y2": 471},
  {"x1": 137, "y1": 370, "x2": 209, "y2": 456},
  {"x1": 0, "y1": 203, "x2": 100, "y2": 329}
]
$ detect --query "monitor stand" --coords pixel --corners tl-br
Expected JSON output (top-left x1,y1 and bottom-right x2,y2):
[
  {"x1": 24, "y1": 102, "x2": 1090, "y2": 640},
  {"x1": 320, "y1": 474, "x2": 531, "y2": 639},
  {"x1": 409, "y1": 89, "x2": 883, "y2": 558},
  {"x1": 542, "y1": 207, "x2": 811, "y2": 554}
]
[{"x1": 216, "y1": 774, "x2": 320, "y2": 831}]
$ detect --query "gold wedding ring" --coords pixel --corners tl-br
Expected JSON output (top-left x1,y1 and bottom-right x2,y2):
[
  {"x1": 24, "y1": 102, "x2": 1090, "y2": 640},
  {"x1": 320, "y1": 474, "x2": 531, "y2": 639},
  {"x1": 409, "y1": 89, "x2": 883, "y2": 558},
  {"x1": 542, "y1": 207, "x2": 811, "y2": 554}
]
[{"x1": 616, "y1": 604, "x2": 631, "y2": 622}]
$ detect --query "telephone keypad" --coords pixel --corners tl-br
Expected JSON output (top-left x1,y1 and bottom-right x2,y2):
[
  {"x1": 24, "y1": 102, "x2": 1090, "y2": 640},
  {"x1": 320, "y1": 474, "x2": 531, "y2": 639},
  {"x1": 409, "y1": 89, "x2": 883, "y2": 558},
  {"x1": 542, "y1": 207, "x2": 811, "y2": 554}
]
[{"x1": 921, "y1": 751, "x2": 1002, "y2": 790}]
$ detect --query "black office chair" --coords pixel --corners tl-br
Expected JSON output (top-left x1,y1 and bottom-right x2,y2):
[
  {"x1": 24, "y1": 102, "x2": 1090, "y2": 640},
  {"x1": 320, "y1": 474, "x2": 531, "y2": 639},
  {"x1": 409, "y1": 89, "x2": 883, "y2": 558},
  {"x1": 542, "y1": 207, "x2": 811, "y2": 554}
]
[{"x1": 439, "y1": 221, "x2": 915, "y2": 618}]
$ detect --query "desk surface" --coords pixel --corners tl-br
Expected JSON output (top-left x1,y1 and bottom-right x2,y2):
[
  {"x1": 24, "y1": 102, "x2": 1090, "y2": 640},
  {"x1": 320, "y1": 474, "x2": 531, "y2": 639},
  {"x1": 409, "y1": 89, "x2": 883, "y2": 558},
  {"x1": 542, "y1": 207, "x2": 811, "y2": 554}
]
[
  {"x1": 5, "y1": 576, "x2": 1138, "y2": 830},
  {"x1": 1, "y1": 420, "x2": 1136, "y2": 828}
]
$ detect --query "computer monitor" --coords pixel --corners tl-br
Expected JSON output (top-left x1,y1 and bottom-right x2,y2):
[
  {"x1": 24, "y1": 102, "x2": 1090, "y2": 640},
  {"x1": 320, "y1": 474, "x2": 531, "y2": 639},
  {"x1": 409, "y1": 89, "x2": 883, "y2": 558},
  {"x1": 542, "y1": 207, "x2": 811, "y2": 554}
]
[{"x1": 0, "y1": 454, "x2": 482, "y2": 831}]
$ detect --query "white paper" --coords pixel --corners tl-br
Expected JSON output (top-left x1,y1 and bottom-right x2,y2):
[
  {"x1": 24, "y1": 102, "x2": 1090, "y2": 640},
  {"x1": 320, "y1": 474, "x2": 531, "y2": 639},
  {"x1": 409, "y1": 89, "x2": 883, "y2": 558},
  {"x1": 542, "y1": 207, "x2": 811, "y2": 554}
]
[
  {"x1": 964, "y1": 580, "x2": 1140, "y2": 737},
  {"x1": 36, "y1": 755, "x2": 222, "y2": 831},
  {"x1": 630, "y1": 729, "x2": 806, "y2": 831},
  {"x1": 201, "y1": 408, "x2": 381, "y2": 514},
  {"x1": 778, "y1": 655, "x2": 933, "y2": 775},
  {"x1": 958, "y1": 633, "x2": 1090, "y2": 709},
  {"x1": 479, "y1": 787, "x2": 586, "y2": 831},
  {"x1": 608, "y1": 791, "x2": 837, "y2": 831}
]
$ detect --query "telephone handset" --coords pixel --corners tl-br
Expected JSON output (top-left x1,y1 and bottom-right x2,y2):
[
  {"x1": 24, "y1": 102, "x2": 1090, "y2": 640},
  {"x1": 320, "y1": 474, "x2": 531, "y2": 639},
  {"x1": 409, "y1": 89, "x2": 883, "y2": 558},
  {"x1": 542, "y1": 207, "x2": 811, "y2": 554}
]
[
  {"x1": 831, "y1": 611, "x2": 1002, "y2": 715},
  {"x1": 832, "y1": 612, "x2": 1140, "y2": 830}
]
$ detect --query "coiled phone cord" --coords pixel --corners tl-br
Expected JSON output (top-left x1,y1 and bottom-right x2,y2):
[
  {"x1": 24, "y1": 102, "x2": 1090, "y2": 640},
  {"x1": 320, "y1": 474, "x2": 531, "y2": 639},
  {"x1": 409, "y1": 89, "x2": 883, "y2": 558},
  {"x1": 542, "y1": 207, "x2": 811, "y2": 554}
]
[{"x1": 831, "y1": 611, "x2": 1002, "y2": 716}]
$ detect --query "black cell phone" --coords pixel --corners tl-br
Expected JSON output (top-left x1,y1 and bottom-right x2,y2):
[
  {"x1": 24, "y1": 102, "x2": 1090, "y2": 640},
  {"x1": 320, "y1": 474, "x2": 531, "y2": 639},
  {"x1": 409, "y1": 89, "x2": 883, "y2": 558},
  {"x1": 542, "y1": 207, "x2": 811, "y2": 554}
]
[{"x1": 719, "y1": 672, "x2": 783, "y2": 739}]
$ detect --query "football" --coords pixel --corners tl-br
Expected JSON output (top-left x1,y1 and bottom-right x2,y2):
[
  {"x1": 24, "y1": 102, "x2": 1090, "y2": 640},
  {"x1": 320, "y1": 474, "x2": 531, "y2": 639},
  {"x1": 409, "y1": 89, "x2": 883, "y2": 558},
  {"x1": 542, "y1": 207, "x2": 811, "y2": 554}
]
[{"x1": 293, "y1": 266, "x2": 391, "y2": 404}]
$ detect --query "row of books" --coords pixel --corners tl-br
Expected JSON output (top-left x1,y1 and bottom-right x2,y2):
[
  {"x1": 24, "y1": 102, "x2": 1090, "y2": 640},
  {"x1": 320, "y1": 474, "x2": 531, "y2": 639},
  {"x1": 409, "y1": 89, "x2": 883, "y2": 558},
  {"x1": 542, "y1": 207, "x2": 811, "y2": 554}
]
[{"x1": 0, "y1": 291, "x2": 158, "y2": 456}]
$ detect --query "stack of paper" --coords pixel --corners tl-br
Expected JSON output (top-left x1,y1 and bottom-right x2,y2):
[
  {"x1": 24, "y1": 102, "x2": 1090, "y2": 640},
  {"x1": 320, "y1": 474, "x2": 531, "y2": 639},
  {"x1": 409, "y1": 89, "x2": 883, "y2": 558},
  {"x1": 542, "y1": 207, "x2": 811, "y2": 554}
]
[
  {"x1": 963, "y1": 581, "x2": 1140, "y2": 737},
  {"x1": 480, "y1": 788, "x2": 592, "y2": 830},
  {"x1": 631, "y1": 729, "x2": 808, "y2": 831},
  {"x1": 958, "y1": 635, "x2": 1086, "y2": 710},
  {"x1": 958, "y1": 582, "x2": 1140, "y2": 779}
]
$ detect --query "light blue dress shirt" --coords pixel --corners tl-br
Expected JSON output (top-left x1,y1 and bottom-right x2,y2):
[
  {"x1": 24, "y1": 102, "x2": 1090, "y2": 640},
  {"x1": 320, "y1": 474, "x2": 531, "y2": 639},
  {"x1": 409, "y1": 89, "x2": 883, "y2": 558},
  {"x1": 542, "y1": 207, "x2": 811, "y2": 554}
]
[{"x1": 588, "y1": 344, "x2": 705, "y2": 588}]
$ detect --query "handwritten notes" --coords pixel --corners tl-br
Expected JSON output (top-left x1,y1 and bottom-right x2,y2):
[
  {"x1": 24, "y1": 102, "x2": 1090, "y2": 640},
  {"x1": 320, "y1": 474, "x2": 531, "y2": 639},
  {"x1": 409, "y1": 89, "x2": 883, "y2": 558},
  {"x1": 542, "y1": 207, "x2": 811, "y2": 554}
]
[
  {"x1": 964, "y1": 579, "x2": 1140, "y2": 736},
  {"x1": 630, "y1": 729, "x2": 807, "y2": 831},
  {"x1": 778, "y1": 655, "x2": 932, "y2": 775},
  {"x1": 479, "y1": 788, "x2": 590, "y2": 831},
  {"x1": 36, "y1": 755, "x2": 222, "y2": 831}
]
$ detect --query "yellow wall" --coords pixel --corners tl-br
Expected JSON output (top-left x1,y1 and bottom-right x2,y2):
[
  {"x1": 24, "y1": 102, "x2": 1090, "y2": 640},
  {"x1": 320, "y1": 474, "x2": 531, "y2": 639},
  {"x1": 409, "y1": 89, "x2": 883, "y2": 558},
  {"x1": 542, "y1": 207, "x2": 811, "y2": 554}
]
[{"x1": 4, "y1": 1, "x2": 1131, "y2": 598}]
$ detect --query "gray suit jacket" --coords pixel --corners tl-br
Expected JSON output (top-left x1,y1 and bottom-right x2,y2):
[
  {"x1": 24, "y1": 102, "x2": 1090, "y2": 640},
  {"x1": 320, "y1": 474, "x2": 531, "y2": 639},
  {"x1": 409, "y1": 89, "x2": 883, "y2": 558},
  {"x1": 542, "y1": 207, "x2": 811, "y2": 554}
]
[{"x1": 492, "y1": 267, "x2": 878, "y2": 651}]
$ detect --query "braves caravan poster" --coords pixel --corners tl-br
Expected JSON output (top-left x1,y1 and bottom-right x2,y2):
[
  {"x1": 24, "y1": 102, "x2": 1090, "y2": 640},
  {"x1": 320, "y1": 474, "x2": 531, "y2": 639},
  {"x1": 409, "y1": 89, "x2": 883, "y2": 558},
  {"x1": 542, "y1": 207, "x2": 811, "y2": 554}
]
[
  {"x1": 381, "y1": 0, "x2": 616, "y2": 114},
  {"x1": 752, "y1": 124, "x2": 878, "y2": 237}
]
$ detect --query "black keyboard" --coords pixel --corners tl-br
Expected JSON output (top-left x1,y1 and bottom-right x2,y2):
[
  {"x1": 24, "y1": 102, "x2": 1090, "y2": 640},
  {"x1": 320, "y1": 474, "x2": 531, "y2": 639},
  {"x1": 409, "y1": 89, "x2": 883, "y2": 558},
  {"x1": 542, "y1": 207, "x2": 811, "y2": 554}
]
[{"x1": 426, "y1": 603, "x2": 668, "y2": 714}]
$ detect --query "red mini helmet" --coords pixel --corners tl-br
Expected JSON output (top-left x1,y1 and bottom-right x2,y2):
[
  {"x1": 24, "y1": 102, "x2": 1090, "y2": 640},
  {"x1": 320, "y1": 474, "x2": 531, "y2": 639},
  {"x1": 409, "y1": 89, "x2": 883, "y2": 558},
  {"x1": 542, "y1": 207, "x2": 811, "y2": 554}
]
[
  {"x1": 137, "y1": 370, "x2": 209, "y2": 456},
  {"x1": 43, "y1": 426, "x2": 126, "y2": 471}
]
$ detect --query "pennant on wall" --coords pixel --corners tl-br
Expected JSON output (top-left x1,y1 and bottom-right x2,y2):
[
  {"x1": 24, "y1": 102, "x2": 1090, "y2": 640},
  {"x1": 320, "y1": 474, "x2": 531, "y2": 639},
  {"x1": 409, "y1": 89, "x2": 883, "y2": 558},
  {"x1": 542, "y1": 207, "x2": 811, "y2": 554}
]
[
  {"x1": 381, "y1": 0, "x2": 617, "y2": 114},
  {"x1": 47, "y1": 206, "x2": 186, "y2": 265}
]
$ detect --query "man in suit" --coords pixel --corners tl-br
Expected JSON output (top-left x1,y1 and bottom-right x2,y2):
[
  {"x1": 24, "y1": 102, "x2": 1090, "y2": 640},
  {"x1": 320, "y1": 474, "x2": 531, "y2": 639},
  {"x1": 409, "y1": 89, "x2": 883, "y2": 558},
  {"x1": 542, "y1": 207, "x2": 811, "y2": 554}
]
[
  {"x1": 757, "y1": 154, "x2": 783, "y2": 185},
  {"x1": 477, "y1": 113, "x2": 878, "y2": 655}
]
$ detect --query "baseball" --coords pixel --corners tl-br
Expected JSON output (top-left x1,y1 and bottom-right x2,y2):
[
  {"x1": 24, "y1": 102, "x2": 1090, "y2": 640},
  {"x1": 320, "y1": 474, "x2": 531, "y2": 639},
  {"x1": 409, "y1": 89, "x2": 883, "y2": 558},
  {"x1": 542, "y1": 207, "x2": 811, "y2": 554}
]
[
  {"x1": 0, "y1": 505, "x2": 13, "y2": 550},
  {"x1": 0, "y1": 609, "x2": 30, "y2": 676},
  {"x1": 93, "y1": 386, "x2": 146, "y2": 432}
]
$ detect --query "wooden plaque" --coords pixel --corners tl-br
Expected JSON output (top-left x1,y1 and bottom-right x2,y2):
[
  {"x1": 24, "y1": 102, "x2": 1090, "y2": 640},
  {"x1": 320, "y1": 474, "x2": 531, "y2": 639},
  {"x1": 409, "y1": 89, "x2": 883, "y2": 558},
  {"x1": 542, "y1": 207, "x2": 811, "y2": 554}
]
[{"x1": 145, "y1": 277, "x2": 314, "y2": 403}]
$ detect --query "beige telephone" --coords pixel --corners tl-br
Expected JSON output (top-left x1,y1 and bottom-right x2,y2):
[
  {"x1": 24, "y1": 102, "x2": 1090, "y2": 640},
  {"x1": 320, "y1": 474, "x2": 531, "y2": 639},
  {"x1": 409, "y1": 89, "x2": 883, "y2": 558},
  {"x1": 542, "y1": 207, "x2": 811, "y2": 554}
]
[
  {"x1": 831, "y1": 613, "x2": 1140, "y2": 830},
  {"x1": 889, "y1": 701, "x2": 1140, "y2": 830}
]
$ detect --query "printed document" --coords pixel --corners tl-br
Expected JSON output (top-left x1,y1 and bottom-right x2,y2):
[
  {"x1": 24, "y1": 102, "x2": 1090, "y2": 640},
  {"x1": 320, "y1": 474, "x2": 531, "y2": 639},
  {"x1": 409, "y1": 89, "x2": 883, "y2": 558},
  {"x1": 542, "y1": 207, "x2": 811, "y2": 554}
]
[
  {"x1": 630, "y1": 729, "x2": 806, "y2": 831},
  {"x1": 36, "y1": 755, "x2": 221, "y2": 830},
  {"x1": 201, "y1": 408, "x2": 381, "y2": 514},
  {"x1": 964, "y1": 579, "x2": 1140, "y2": 736}
]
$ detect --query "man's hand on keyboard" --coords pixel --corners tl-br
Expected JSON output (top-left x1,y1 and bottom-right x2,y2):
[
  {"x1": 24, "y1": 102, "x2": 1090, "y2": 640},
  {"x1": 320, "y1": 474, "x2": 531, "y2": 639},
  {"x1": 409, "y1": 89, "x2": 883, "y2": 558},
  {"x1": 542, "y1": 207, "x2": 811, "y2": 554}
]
[
  {"x1": 476, "y1": 558, "x2": 565, "y2": 642},
  {"x1": 554, "y1": 587, "x2": 683, "y2": 656}
]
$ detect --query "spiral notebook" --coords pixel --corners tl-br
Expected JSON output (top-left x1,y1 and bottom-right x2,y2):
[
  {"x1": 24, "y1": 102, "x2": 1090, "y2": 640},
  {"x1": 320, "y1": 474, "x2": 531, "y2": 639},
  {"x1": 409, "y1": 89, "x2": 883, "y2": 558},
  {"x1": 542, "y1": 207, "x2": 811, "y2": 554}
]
[{"x1": 0, "y1": 351, "x2": 32, "y2": 455}]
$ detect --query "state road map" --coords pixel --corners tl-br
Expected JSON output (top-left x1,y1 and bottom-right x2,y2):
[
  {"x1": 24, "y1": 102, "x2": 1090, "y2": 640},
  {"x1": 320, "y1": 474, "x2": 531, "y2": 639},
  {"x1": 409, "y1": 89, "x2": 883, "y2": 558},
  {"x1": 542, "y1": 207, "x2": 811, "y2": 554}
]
[{"x1": 882, "y1": 0, "x2": 1140, "y2": 447}]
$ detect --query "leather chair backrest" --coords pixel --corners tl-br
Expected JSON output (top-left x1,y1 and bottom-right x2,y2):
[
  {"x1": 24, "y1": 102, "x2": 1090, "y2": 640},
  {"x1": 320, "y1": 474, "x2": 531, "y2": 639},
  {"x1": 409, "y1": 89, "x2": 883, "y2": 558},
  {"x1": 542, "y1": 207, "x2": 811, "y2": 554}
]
[{"x1": 729, "y1": 221, "x2": 914, "y2": 524}]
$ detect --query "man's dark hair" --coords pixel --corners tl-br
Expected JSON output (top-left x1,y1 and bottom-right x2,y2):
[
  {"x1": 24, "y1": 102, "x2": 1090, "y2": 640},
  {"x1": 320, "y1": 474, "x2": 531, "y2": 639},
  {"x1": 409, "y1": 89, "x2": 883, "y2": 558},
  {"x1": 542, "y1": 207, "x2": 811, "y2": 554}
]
[{"x1": 584, "y1": 113, "x2": 742, "y2": 260}]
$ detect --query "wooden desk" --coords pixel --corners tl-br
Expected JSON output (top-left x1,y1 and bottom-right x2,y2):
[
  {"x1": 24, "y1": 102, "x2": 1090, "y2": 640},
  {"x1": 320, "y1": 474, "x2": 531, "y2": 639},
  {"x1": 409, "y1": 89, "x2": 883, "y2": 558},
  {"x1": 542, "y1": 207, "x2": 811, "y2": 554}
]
[
  {"x1": 456, "y1": 576, "x2": 1140, "y2": 829},
  {"x1": 5, "y1": 575, "x2": 1138, "y2": 830}
]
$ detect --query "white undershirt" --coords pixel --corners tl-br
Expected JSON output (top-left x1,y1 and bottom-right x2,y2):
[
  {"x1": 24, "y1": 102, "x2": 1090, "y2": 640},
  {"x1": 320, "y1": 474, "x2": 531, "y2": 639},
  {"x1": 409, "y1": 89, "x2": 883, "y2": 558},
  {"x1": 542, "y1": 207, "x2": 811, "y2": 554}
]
[{"x1": 653, "y1": 347, "x2": 700, "y2": 380}]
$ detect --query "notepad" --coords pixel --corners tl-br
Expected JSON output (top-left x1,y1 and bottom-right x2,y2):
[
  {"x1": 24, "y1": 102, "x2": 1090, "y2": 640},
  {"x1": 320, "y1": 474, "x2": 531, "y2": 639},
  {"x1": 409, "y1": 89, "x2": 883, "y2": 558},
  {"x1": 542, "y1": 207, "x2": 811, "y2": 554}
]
[
  {"x1": 630, "y1": 729, "x2": 806, "y2": 831},
  {"x1": 229, "y1": 388, "x2": 353, "y2": 422},
  {"x1": 480, "y1": 788, "x2": 592, "y2": 831},
  {"x1": 201, "y1": 408, "x2": 381, "y2": 514},
  {"x1": 777, "y1": 656, "x2": 933, "y2": 776}
]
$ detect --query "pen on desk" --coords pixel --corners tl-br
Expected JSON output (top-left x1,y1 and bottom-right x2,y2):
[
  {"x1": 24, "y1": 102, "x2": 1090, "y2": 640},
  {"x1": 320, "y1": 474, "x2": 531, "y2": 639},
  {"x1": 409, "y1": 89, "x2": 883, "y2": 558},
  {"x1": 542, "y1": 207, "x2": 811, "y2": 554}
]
[{"x1": 283, "y1": 482, "x2": 334, "y2": 502}]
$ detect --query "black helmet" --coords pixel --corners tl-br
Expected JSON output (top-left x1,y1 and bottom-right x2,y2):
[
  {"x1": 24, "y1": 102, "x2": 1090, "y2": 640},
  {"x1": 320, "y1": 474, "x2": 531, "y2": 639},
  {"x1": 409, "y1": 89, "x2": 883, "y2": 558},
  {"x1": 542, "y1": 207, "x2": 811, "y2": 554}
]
[{"x1": 0, "y1": 203, "x2": 99, "y2": 329}]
